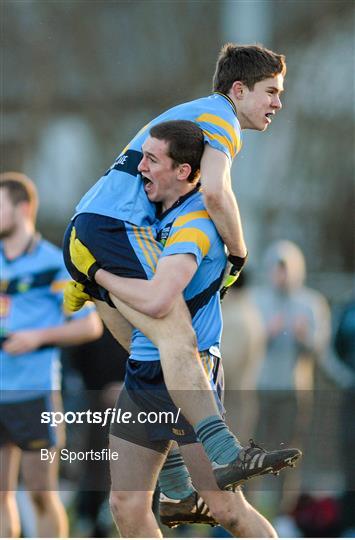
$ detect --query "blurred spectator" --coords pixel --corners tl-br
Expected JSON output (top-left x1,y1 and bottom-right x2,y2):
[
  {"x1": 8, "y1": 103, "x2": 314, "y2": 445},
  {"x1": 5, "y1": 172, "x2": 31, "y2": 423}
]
[
  {"x1": 249, "y1": 240, "x2": 331, "y2": 510},
  {"x1": 334, "y1": 297, "x2": 355, "y2": 536},
  {"x1": 0, "y1": 172, "x2": 102, "y2": 538}
]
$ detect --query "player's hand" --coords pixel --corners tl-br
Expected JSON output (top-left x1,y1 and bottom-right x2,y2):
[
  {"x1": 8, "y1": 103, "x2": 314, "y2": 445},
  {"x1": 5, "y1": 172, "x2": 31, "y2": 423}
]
[
  {"x1": 63, "y1": 280, "x2": 91, "y2": 313},
  {"x1": 3, "y1": 330, "x2": 45, "y2": 355},
  {"x1": 220, "y1": 252, "x2": 248, "y2": 301},
  {"x1": 69, "y1": 227, "x2": 101, "y2": 280}
]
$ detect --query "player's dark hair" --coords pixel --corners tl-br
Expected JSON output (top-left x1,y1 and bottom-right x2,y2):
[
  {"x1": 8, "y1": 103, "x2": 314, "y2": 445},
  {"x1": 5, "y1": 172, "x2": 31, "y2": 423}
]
[
  {"x1": 0, "y1": 172, "x2": 38, "y2": 223},
  {"x1": 213, "y1": 43, "x2": 286, "y2": 93},
  {"x1": 149, "y1": 120, "x2": 204, "y2": 183}
]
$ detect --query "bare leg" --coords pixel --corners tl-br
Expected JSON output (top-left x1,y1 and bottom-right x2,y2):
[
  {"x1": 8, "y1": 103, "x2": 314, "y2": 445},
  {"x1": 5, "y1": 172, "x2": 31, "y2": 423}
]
[
  {"x1": 21, "y1": 451, "x2": 68, "y2": 538},
  {"x1": 95, "y1": 296, "x2": 221, "y2": 425},
  {"x1": 94, "y1": 299, "x2": 132, "y2": 352},
  {"x1": 180, "y1": 443, "x2": 278, "y2": 538},
  {"x1": 0, "y1": 444, "x2": 21, "y2": 538},
  {"x1": 109, "y1": 434, "x2": 168, "y2": 537}
]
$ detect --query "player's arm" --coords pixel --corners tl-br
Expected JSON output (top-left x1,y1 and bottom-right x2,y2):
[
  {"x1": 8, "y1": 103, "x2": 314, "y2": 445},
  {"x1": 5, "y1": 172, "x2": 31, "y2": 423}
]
[
  {"x1": 66, "y1": 228, "x2": 197, "y2": 317},
  {"x1": 200, "y1": 145, "x2": 247, "y2": 259},
  {"x1": 95, "y1": 253, "x2": 197, "y2": 319},
  {"x1": 3, "y1": 311, "x2": 103, "y2": 355}
]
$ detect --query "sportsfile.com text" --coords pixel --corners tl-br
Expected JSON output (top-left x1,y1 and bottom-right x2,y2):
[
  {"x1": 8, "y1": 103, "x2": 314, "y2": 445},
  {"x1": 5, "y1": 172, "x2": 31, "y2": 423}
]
[{"x1": 41, "y1": 407, "x2": 181, "y2": 427}]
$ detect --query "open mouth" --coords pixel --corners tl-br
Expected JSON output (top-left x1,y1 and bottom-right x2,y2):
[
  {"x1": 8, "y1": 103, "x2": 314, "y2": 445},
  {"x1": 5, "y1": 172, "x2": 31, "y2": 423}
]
[
  {"x1": 265, "y1": 113, "x2": 274, "y2": 124},
  {"x1": 142, "y1": 176, "x2": 153, "y2": 191}
]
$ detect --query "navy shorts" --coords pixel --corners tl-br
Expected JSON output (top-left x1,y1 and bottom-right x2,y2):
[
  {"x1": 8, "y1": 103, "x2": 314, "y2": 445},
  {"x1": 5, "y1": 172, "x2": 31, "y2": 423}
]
[
  {"x1": 0, "y1": 393, "x2": 63, "y2": 451},
  {"x1": 63, "y1": 213, "x2": 162, "y2": 305},
  {"x1": 110, "y1": 351, "x2": 225, "y2": 453}
]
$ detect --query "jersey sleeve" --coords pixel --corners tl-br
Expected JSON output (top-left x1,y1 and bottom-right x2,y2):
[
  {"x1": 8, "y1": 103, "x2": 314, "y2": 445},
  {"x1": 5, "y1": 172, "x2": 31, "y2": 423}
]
[
  {"x1": 196, "y1": 112, "x2": 242, "y2": 162},
  {"x1": 160, "y1": 210, "x2": 217, "y2": 267}
]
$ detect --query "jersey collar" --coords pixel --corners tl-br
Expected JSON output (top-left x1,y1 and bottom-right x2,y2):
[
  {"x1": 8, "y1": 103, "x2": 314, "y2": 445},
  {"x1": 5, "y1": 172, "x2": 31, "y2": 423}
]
[
  {"x1": 157, "y1": 183, "x2": 201, "y2": 220},
  {"x1": 1, "y1": 232, "x2": 41, "y2": 263},
  {"x1": 213, "y1": 92, "x2": 238, "y2": 117}
]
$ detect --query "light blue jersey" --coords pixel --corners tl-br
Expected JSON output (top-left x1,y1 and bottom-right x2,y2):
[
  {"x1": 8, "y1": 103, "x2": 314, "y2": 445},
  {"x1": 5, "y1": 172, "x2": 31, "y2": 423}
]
[
  {"x1": 0, "y1": 237, "x2": 90, "y2": 402},
  {"x1": 130, "y1": 188, "x2": 226, "y2": 361},
  {"x1": 75, "y1": 93, "x2": 242, "y2": 226}
]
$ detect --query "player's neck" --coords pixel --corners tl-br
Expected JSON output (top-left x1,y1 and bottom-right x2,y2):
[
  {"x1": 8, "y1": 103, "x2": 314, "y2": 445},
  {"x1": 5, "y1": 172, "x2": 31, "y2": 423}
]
[
  {"x1": 161, "y1": 184, "x2": 196, "y2": 212},
  {"x1": 3, "y1": 222, "x2": 36, "y2": 260}
]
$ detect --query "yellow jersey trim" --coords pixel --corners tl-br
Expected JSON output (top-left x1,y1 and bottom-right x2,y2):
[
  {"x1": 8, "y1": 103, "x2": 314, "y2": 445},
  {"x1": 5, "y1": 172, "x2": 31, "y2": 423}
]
[
  {"x1": 202, "y1": 129, "x2": 235, "y2": 159},
  {"x1": 132, "y1": 226, "x2": 156, "y2": 273},
  {"x1": 166, "y1": 228, "x2": 210, "y2": 258},
  {"x1": 174, "y1": 210, "x2": 210, "y2": 228},
  {"x1": 139, "y1": 227, "x2": 159, "y2": 265},
  {"x1": 197, "y1": 113, "x2": 241, "y2": 154}
]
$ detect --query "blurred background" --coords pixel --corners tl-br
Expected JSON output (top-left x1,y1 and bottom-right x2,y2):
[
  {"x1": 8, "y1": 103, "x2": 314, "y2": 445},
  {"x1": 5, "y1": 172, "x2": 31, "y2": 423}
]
[{"x1": 2, "y1": 0, "x2": 354, "y2": 537}]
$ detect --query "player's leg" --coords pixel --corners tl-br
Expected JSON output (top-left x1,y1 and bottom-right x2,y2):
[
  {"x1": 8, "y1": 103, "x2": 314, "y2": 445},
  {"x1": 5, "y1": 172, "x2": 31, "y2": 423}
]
[
  {"x1": 158, "y1": 442, "x2": 195, "y2": 500},
  {"x1": 109, "y1": 434, "x2": 169, "y2": 537},
  {"x1": 21, "y1": 450, "x2": 68, "y2": 537},
  {"x1": 93, "y1": 298, "x2": 132, "y2": 351},
  {"x1": 157, "y1": 354, "x2": 276, "y2": 534},
  {"x1": 19, "y1": 393, "x2": 68, "y2": 538},
  {"x1": 179, "y1": 442, "x2": 278, "y2": 538},
  {"x1": 0, "y1": 443, "x2": 21, "y2": 538},
  {"x1": 159, "y1": 442, "x2": 218, "y2": 528}
]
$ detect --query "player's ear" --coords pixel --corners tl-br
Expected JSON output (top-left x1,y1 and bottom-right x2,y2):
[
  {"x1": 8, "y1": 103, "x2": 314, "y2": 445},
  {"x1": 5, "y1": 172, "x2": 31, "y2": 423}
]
[
  {"x1": 17, "y1": 200, "x2": 34, "y2": 223},
  {"x1": 231, "y1": 81, "x2": 246, "y2": 100},
  {"x1": 177, "y1": 163, "x2": 192, "y2": 182}
]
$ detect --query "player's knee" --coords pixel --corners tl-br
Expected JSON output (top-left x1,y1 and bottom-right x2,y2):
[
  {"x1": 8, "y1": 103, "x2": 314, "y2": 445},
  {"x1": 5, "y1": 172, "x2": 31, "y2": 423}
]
[
  {"x1": 176, "y1": 331, "x2": 197, "y2": 359},
  {"x1": 109, "y1": 490, "x2": 124, "y2": 520},
  {"x1": 109, "y1": 490, "x2": 147, "y2": 523},
  {"x1": 158, "y1": 327, "x2": 197, "y2": 363},
  {"x1": 29, "y1": 491, "x2": 49, "y2": 514},
  {"x1": 213, "y1": 510, "x2": 240, "y2": 532},
  {"x1": 163, "y1": 318, "x2": 197, "y2": 350},
  {"x1": 208, "y1": 500, "x2": 241, "y2": 532},
  {"x1": 164, "y1": 301, "x2": 196, "y2": 339}
]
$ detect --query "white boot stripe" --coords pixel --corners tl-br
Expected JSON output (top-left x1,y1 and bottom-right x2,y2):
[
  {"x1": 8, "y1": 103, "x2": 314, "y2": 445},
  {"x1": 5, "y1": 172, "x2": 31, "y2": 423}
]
[
  {"x1": 257, "y1": 453, "x2": 266, "y2": 468},
  {"x1": 250, "y1": 454, "x2": 259, "y2": 469}
]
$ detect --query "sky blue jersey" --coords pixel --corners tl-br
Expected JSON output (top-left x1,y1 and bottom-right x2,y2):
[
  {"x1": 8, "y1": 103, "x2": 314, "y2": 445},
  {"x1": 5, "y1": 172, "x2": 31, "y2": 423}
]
[
  {"x1": 0, "y1": 237, "x2": 91, "y2": 402},
  {"x1": 75, "y1": 93, "x2": 242, "y2": 227},
  {"x1": 130, "y1": 188, "x2": 227, "y2": 361}
]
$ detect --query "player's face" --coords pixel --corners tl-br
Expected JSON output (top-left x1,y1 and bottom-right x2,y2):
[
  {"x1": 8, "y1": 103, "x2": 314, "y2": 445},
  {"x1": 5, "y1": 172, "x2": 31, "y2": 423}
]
[
  {"x1": 0, "y1": 188, "x2": 19, "y2": 239},
  {"x1": 236, "y1": 74, "x2": 284, "y2": 131},
  {"x1": 139, "y1": 137, "x2": 179, "y2": 204}
]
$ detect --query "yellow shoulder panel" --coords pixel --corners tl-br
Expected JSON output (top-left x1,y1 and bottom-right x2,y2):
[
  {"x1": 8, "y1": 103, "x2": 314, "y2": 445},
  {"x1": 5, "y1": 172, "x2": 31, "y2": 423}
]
[{"x1": 165, "y1": 227, "x2": 211, "y2": 257}]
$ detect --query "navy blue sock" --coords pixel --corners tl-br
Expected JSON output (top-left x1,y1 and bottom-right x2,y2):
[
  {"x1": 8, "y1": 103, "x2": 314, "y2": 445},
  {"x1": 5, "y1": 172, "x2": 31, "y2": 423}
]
[
  {"x1": 195, "y1": 415, "x2": 242, "y2": 465},
  {"x1": 159, "y1": 448, "x2": 194, "y2": 500}
]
